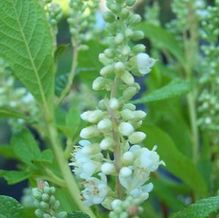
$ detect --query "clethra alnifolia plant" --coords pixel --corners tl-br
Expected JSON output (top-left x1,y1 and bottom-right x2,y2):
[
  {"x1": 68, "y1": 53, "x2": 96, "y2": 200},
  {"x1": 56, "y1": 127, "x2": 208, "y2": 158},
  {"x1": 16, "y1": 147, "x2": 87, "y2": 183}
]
[
  {"x1": 2, "y1": 0, "x2": 219, "y2": 218},
  {"x1": 70, "y1": 0, "x2": 163, "y2": 216}
]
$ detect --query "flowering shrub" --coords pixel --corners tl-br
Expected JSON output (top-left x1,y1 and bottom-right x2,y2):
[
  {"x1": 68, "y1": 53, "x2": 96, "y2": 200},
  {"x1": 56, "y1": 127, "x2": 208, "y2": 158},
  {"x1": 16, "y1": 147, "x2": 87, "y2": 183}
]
[{"x1": 1, "y1": 0, "x2": 219, "y2": 218}]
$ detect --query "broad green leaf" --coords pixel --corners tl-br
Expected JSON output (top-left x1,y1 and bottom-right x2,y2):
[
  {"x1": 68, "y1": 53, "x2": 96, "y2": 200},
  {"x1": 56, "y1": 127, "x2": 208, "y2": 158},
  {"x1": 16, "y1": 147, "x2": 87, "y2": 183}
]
[
  {"x1": 65, "y1": 105, "x2": 81, "y2": 139},
  {"x1": 133, "y1": 79, "x2": 192, "y2": 104},
  {"x1": 0, "y1": 145, "x2": 15, "y2": 159},
  {"x1": 138, "y1": 23, "x2": 185, "y2": 64},
  {"x1": 68, "y1": 212, "x2": 90, "y2": 218},
  {"x1": 0, "y1": 0, "x2": 54, "y2": 103},
  {"x1": 0, "y1": 170, "x2": 31, "y2": 184},
  {"x1": 142, "y1": 124, "x2": 207, "y2": 196},
  {"x1": 0, "y1": 195, "x2": 22, "y2": 218},
  {"x1": 0, "y1": 107, "x2": 25, "y2": 119},
  {"x1": 11, "y1": 130, "x2": 41, "y2": 165},
  {"x1": 171, "y1": 196, "x2": 219, "y2": 218}
]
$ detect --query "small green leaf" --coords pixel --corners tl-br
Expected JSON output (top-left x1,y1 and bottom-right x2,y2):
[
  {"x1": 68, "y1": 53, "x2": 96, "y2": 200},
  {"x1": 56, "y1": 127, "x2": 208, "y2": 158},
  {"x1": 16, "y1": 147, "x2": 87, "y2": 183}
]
[
  {"x1": 142, "y1": 124, "x2": 207, "y2": 196},
  {"x1": 55, "y1": 43, "x2": 70, "y2": 60},
  {"x1": 0, "y1": 170, "x2": 31, "y2": 184},
  {"x1": 171, "y1": 196, "x2": 219, "y2": 218},
  {"x1": 37, "y1": 149, "x2": 53, "y2": 163},
  {"x1": 138, "y1": 23, "x2": 185, "y2": 64},
  {"x1": 133, "y1": 79, "x2": 192, "y2": 104},
  {"x1": 0, "y1": 107, "x2": 26, "y2": 119},
  {"x1": 11, "y1": 130, "x2": 41, "y2": 165},
  {"x1": 0, "y1": 195, "x2": 23, "y2": 218},
  {"x1": 0, "y1": 0, "x2": 54, "y2": 103},
  {"x1": 65, "y1": 105, "x2": 81, "y2": 139},
  {"x1": 68, "y1": 212, "x2": 90, "y2": 218}
]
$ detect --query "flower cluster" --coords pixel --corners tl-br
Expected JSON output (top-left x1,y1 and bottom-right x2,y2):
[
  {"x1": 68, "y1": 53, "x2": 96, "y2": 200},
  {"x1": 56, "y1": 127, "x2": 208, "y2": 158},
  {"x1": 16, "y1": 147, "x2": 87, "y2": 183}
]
[
  {"x1": 144, "y1": 1, "x2": 160, "y2": 27},
  {"x1": 67, "y1": 0, "x2": 99, "y2": 50},
  {"x1": 70, "y1": 0, "x2": 163, "y2": 214},
  {"x1": 0, "y1": 58, "x2": 37, "y2": 120},
  {"x1": 167, "y1": 0, "x2": 205, "y2": 37},
  {"x1": 197, "y1": 0, "x2": 219, "y2": 130},
  {"x1": 32, "y1": 181, "x2": 67, "y2": 218},
  {"x1": 41, "y1": 0, "x2": 63, "y2": 36}
]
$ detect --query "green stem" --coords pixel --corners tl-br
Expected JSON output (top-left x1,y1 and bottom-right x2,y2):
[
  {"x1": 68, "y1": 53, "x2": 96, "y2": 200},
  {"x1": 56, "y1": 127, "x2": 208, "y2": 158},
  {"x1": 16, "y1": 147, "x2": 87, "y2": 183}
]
[
  {"x1": 183, "y1": 2, "x2": 199, "y2": 163},
  {"x1": 47, "y1": 122, "x2": 96, "y2": 218},
  {"x1": 57, "y1": 46, "x2": 78, "y2": 105},
  {"x1": 110, "y1": 77, "x2": 123, "y2": 199}
]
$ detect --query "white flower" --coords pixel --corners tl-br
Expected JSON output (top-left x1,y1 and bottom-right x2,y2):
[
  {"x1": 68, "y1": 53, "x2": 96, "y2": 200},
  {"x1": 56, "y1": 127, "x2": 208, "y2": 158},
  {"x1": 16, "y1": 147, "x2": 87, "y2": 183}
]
[
  {"x1": 111, "y1": 199, "x2": 122, "y2": 210},
  {"x1": 119, "y1": 122, "x2": 134, "y2": 136},
  {"x1": 71, "y1": 141, "x2": 102, "y2": 179},
  {"x1": 129, "y1": 183, "x2": 153, "y2": 201},
  {"x1": 82, "y1": 174, "x2": 108, "y2": 206},
  {"x1": 136, "y1": 53, "x2": 156, "y2": 75},
  {"x1": 119, "y1": 145, "x2": 162, "y2": 191}
]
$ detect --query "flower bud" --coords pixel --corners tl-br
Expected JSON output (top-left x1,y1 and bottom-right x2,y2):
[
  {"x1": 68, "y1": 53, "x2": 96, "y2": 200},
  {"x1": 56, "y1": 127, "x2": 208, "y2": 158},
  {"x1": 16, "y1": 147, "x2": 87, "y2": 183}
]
[
  {"x1": 131, "y1": 31, "x2": 144, "y2": 41},
  {"x1": 114, "y1": 62, "x2": 125, "y2": 74},
  {"x1": 100, "y1": 137, "x2": 114, "y2": 150},
  {"x1": 122, "y1": 86, "x2": 138, "y2": 100},
  {"x1": 92, "y1": 77, "x2": 106, "y2": 90},
  {"x1": 122, "y1": 151, "x2": 134, "y2": 163},
  {"x1": 120, "y1": 167, "x2": 132, "y2": 177},
  {"x1": 80, "y1": 126, "x2": 98, "y2": 139},
  {"x1": 115, "y1": 33, "x2": 125, "y2": 44},
  {"x1": 97, "y1": 118, "x2": 112, "y2": 132},
  {"x1": 120, "y1": 71, "x2": 134, "y2": 85},
  {"x1": 111, "y1": 199, "x2": 122, "y2": 210},
  {"x1": 109, "y1": 98, "x2": 120, "y2": 110},
  {"x1": 129, "y1": 132, "x2": 146, "y2": 144},
  {"x1": 126, "y1": 0, "x2": 136, "y2": 6},
  {"x1": 100, "y1": 65, "x2": 114, "y2": 76},
  {"x1": 81, "y1": 110, "x2": 104, "y2": 123},
  {"x1": 119, "y1": 122, "x2": 134, "y2": 136},
  {"x1": 101, "y1": 162, "x2": 115, "y2": 175}
]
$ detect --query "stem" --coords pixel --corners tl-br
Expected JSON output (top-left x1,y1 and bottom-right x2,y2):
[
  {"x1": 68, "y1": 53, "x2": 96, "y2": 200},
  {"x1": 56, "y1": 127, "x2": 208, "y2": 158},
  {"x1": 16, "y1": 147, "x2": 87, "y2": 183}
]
[
  {"x1": 109, "y1": 77, "x2": 123, "y2": 198},
  {"x1": 57, "y1": 46, "x2": 78, "y2": 105},
  {"x1": 44, "y1": 168, "x2": 66, "y2": 187},
  {"x1": 183, "y1": 2, "x2": 199, "y2": 163},
  {"x1": 47, "y1": 122, "x2": 96, "y2": 218}
]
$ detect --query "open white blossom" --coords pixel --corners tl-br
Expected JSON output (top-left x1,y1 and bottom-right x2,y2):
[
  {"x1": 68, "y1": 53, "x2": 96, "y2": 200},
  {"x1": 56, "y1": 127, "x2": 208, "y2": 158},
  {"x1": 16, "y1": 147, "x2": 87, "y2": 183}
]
[{"x1": 82, "y1": 174, "x2": 108, "y2": 206}]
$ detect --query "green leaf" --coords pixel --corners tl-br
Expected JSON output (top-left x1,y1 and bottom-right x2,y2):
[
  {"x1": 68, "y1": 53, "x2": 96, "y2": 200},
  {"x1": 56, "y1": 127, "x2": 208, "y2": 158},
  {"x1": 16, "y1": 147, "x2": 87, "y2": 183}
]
[
  {"x1": 133, "y1": 79, "x2": 192, "y2": 104},
  {"x1": 0, "y1": 107, "x2": 26, "y2": 119},
  {"x1": 38, "y1": 149, "x2": 53, "y2": 163},
  {"x1": 0, "y1": 0, "x2": 54, "y2": 103},
  {"x1": 0, "y1": 170, "x2": 31, "y2": 184},
  {"x1": 11, "y1": 130, "x2": 41, "y2": 165},
  {"x1": 171, "y1": 196, "x2": 219, "y2": 218},
  {"x1": 68, "y1": 212, "x2": 90, "y2": 218},
  {"x1": 138, "y1": 23, "x2": 185, "y2": 64},
  {"x1": 0, "y1": 195, "x2": 23, "y2": 218},
  {"x1": 142, "y1": 124, "x2": 207, "y2": 196},
  {"x1": 65, "y1": 105, "x2": 81, "y2": 139},
  {"x1": 0, "y1": 145, "x2": 15, "y2": 159}
]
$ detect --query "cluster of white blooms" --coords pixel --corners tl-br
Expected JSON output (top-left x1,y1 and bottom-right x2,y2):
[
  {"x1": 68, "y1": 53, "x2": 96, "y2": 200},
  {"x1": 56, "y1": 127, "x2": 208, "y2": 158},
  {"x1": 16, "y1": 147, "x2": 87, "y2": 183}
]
[
  {"x1": 144, "y1": 1, "x2": 160, "y2": 27},
  {"x1": 0, "y1": 58, "x2": 36, "y2": 112},
  {"x1": 70, "y1": 0, "x2": 163, "y2": 215},
  {"x1": 67, "y1": 0, "x2": 99, "y2": 50},
  {"x1": 40, "y1": 0, "x2": 62, "y2": 36},
  {"x1": 0, "y1": 58, "x2": 38, "y2": 131},
  {"x1": 32, "y1": 181, "x2": 67, "y2": 218},
  {"x1": 167, "y1": 0, "x2": 206, "y2": 37},
  {"x1": 197, "y1": 1, "x2": 219, "y2": 130}
]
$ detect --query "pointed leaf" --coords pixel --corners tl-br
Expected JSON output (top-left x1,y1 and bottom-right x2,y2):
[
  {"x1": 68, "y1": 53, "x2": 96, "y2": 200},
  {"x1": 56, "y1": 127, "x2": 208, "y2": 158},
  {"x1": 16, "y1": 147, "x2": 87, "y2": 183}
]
[{"x1": 0, "y1": 0, "x2": 54, "y2": 103}]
